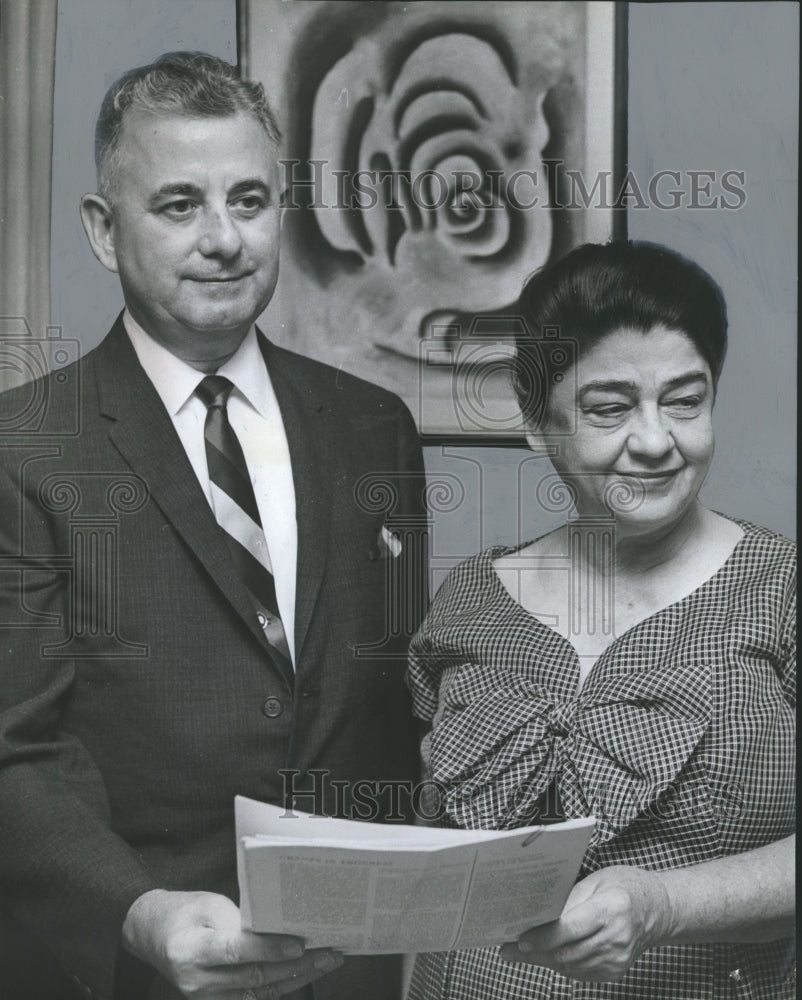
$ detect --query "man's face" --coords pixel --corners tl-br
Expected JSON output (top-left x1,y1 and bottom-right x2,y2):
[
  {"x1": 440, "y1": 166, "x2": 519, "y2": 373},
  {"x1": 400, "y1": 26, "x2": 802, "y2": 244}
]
[{"x1": 98, "y1": 111, "x2": 281, "y2": 368}]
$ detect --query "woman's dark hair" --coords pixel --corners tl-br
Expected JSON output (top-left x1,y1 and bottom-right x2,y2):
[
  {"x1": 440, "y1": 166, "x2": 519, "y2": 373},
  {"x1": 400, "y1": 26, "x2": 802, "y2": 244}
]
[{"x1": 512, "y1": 241, "x2": 728, "y2": 428}]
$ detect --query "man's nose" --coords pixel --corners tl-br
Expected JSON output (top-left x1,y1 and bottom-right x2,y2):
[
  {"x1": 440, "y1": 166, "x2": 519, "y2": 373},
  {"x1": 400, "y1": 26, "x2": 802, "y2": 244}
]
[
  {"x1": 626, "y1": 406, "x2": 674, "y2": 459},
  {"x1": 197, "y1": 207, "x2": 242, "y2": 258}
]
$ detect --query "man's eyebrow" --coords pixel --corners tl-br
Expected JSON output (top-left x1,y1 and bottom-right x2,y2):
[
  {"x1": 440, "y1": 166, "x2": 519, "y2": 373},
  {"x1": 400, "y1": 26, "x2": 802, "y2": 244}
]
[
  {"x1": 147, "y1": 182, "x2": 203, "y2": 206},
  {"x1": 228, "y1": 179, "x2": 272, "y2": 199},
  {"x1": 146, "y1": 179, "x2": 272, "y2": 206}
]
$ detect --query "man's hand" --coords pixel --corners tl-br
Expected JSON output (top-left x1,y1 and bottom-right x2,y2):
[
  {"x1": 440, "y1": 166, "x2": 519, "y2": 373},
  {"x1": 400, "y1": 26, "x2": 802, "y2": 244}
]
[
  {"x1": 122, "y1": 889, "x2": 343, "y2": 998},
  {"x1": 499, "y1": 866, "x2": 671, "y2": 982}
]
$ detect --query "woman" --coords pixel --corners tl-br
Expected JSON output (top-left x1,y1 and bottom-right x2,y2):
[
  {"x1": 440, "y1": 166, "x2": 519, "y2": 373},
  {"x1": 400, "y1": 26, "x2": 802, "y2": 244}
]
[{"x1": 407, "y1": 243, "x2": 795, "y2": 999}]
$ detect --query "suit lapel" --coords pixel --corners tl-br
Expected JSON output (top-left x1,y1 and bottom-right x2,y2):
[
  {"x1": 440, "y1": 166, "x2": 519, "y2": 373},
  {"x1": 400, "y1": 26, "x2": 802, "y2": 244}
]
[
  {"x1": 92, "y1": 318, "x2": 286, "y2": 674},
  {"x1": 259, "y1": 336, "x2": 332, "y2": 667}
]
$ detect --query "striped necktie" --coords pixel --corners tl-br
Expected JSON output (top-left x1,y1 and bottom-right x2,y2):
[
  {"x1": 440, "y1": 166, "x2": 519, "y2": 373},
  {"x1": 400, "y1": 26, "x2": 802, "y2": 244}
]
[{"x1": 195, "y1": 375, "x2": 293, "y2": 682}]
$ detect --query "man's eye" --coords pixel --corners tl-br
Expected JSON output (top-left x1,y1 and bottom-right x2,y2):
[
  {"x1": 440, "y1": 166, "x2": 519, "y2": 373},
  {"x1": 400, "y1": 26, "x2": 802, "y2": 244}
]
[
  {"x1": 232, "y1": 195, "x2": 266, "y2": 216},
  {"x1": 161, "y1": 200, "x2": 197, "y2": 218}
]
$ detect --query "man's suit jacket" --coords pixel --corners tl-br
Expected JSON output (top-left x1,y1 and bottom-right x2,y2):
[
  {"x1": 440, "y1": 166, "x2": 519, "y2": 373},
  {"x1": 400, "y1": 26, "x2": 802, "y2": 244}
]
[{"x1": 0, "y1": 317, "x2": 428, "y2": 1000}]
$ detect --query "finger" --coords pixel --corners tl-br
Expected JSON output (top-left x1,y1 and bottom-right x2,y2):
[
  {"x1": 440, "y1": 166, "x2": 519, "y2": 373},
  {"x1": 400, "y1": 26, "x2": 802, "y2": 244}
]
[
  {"x1": 196, "y1": 927, "x2": 306, "y2": 969},
  {"x1": 500, "y1": 930, "x2": 629, "y2": 981},
  {"x1": 499, "y1": 941, "x2": 555, "y2": 967},
  {"x1": 221, "y1": 988, "x2": 278, "y2": 1000},
  {"x1": 518, "y1": 901, "x2": 606, "y2": 953},
  {"x1": 183, "y1": 899, "x2": 306, "y2": 967},
  {"x1": 221, "y1": 990, "x2": 273, "y2": 1000},
  {"x1": 261, "y1": 949, "x2": 343, "y2": 988},
  {"x1": 225, "y1": 988, "x2": 285, "y2": 1000},
  {"x1": 499, "y1": 928, "x2": 594, "y2": 967},
  {"x1": 241, "y1": 951, "x2": 345, "y2": 998},
  {"x1": 223, "y1": 930, "x2": 307, "y2": 965},
  {"x1": 273, "y1": 951, "x2": 345, "y2": 996},
  {"x1": 206, "y1": 949, "x2": 344, "y2": 993},
  {"x1": 504, "y1": 932, "x2": 597, "y2": 966}
]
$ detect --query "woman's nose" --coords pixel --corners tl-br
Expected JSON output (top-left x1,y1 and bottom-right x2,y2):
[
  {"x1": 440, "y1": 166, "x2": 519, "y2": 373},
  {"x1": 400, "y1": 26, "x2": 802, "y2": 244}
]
[
  {"x1": 626, "y1": 406, "x2": 674, "y2": 458},
  {"x1": 197, "y1": 208, "x2": 242, "y2": 258}
]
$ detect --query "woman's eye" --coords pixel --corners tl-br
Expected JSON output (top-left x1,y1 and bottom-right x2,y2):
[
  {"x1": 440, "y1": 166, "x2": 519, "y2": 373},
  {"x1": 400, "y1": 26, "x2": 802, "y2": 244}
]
[
  {"x1": 585, "y1": 404, "x2": 630, "y2": 419},
  {"x1": 665, "y1": 395, "x2": 702, "y2": 411}
]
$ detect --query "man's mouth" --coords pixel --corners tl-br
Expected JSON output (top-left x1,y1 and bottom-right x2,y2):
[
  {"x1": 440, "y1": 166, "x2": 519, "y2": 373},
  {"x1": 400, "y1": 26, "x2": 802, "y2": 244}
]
[{"x1": 188, "y1": 273, "x2": 251, "y2": 283}]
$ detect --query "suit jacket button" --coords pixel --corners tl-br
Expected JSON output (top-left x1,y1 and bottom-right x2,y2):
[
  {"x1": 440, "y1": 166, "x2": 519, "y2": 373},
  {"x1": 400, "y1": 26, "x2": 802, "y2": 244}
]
[{"x1": 261, "y1": 696, "x2": 283, "y2": 718}]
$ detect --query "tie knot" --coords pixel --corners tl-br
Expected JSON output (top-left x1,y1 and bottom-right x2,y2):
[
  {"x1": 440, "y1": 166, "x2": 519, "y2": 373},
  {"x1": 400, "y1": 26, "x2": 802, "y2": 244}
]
[{"x1": 196, "y1": 375, "x2": 234, "y2": 409}]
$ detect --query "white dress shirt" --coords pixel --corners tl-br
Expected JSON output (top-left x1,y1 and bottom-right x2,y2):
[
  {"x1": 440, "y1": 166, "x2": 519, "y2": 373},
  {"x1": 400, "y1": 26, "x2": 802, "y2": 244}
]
[{"x1": 124, "y1": 311, "x2": 298, "y2": 666}]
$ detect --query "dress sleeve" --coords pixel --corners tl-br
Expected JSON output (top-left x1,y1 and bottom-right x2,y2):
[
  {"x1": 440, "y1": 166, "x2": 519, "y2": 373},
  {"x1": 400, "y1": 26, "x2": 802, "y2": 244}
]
[
  {"x1": 427, "y1": 662, "x2": 566, "y2": 830},
  {"x1": 778, "y1": 566, "x2": 796, "y2": 707},
  {"x1": 406, "y1": 570, "x2": 563, "y2": 831}
]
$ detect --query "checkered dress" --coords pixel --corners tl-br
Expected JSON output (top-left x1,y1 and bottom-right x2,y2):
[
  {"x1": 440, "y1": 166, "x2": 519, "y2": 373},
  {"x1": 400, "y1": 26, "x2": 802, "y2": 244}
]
[{"x1": 407, "y1": 519, "x2": 795, "y2": 1000}]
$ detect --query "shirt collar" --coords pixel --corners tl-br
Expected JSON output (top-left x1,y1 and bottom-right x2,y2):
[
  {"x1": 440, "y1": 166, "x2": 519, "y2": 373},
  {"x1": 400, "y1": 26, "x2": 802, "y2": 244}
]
[
  {"x1": 122, "y1": 310, "x2": 271, "y2": 417},
  {"x1": 217, "y1": 326, "x2": 272, "y2": 418}
]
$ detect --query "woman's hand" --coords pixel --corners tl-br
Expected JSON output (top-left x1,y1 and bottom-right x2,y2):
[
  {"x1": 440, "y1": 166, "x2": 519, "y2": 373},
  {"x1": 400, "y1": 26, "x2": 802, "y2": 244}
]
[
  {"x1": 501, "y1": 836, "x2": 795, "y2": 981},
  {"x1": 500, "y1": 866, "x2": 672, "y2": 982}
]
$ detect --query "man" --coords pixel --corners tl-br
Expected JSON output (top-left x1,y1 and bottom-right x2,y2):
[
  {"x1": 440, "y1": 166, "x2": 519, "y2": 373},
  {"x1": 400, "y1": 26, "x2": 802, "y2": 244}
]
[{"x1": 0, "y1": 52, "x2": 427, "y2": 1000}]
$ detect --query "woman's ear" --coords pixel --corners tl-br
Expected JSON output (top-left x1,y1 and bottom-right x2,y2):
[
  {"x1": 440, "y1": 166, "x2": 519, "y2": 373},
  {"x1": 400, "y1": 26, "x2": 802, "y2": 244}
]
[
  {"x1": 524, "y1": 428, "x2": 542, "y2": 451},
  {"x1": 79, "y1": 194, "x2": 120, "y2": 274},
  {"x1": 524, "y1": 420, "x2": 551, "y2": 453}
]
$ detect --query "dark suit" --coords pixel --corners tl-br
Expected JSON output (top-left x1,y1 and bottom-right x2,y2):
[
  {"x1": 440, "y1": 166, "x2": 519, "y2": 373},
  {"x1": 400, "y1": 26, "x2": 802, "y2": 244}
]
[{"x1": 0, "y1": 317, "x2": 428, "y2": 999}]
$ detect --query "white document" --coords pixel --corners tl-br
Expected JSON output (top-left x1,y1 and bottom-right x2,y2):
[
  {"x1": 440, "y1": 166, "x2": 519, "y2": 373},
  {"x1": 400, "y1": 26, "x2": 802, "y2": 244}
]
[{"x1": 236, "y1": 795, "x2": 595, "y2": 954}]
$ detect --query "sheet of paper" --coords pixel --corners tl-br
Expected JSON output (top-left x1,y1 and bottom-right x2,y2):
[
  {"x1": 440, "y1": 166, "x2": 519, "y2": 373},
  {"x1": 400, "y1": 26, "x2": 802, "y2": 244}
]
[{"x1": 235, "y1": 796, "x2": 594, "y2": 954}]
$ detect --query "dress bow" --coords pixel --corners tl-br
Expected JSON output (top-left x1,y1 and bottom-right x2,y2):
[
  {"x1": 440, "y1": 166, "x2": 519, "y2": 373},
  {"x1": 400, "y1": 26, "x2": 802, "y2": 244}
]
[{"x1": 426, "y1": 660, "x2": 711, "y2": 844}]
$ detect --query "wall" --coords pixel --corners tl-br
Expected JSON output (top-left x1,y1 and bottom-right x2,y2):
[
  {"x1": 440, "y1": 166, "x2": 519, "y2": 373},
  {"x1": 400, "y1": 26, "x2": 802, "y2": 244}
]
[
  {"x1": 50, "y1": 1, "x2": 797, "y2": 578},
  {"x1": 426, "y1": 0, "x2": 797, "y2": 580},
  {"x1": 50, "y1": 0, "x2": 237, "y2": 343},
  {"x1": 626, "y1": 0, "x2": 797, "y2": 539}
]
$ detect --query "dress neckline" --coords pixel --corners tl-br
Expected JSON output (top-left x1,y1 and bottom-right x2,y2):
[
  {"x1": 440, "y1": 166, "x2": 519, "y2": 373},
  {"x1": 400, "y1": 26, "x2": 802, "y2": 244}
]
[{"x1": 486, "y1": 513, "x2": 751, "y2": 695}]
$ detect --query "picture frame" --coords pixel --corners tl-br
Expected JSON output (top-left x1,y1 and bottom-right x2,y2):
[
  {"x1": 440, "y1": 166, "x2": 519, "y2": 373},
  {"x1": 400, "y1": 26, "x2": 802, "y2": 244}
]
[{"x1": 240, "y1": 0, "x2": 628, "y2": 441}]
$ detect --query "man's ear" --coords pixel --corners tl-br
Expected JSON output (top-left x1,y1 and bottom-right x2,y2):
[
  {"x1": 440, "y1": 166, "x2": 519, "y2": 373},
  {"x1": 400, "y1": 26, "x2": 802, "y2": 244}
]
[{"x1": 79, "y1": 194, "x2": 120, "y2": 273}]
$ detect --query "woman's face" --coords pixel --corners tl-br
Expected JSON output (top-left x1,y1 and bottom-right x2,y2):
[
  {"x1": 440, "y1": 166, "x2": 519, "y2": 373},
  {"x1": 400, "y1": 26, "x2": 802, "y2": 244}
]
[{"x1": 530, "y1": 326, "x2": 716, "y2": 536}]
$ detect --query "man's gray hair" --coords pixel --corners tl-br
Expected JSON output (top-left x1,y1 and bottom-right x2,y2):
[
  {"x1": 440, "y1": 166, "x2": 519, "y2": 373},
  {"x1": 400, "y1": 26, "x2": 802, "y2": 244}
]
[{"x1": 95, "y1": 51, "x2": 281, "y2": 199}]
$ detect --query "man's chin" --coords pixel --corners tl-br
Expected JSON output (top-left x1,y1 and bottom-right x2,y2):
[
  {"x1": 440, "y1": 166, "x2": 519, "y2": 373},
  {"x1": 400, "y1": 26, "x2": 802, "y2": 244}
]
[
  {"x1": 178, "y1": 303, "x2": 260, "y2": 337},
  {"x1": 182, "y1": 290, "x2": 273, "y2": 329}
]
